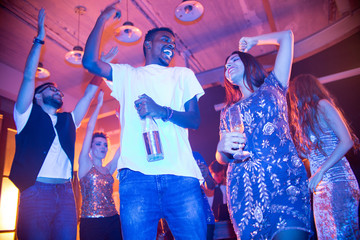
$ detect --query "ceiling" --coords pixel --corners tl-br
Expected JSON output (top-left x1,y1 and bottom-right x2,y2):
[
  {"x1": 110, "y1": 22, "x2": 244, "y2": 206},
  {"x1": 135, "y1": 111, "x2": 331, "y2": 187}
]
[{"x1": 1, "y1": 0, "x2": 360, "y2": 150}]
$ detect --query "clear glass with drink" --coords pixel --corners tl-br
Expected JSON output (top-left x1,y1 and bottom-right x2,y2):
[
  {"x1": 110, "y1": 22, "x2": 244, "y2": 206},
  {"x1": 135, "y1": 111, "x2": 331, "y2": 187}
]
[
  {"x1": 142, "y1": 116, "x2": 164, "y2": 162},
  {"x1": 228, "y1": 105, "x2": 250, "y2": 160}
]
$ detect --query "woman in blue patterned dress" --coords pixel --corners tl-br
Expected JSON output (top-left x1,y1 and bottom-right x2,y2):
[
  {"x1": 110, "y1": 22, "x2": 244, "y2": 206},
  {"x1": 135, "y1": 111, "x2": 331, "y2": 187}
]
[
  {"x1": 216, "y1": 30, "x2": 312, "y2": 239},
  {"x1": 288, "y1": 74, "x2": 360, "y2": 239}
]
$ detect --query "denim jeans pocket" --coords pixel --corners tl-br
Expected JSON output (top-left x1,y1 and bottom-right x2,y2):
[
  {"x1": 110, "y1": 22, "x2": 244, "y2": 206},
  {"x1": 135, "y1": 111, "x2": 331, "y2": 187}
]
[
  {"x1": 118, "y1": 168, "x2": 130, "y2": 183},
  {"x1": 20, "y1": 184, "x2": 39, "y2": 200}
]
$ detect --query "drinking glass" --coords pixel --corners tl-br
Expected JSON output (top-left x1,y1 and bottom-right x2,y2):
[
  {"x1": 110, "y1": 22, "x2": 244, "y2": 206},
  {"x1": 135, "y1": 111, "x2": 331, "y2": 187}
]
[{"x1": 228, "y1": 105, "x2": 250, "y2": 160}]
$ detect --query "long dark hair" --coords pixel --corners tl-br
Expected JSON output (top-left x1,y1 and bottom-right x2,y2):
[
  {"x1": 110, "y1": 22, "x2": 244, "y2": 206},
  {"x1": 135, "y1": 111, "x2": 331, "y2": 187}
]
[
  {"x1": 288, "y1": 74, "x2": 359, "y2": 157},
  {"x1": 224, "y1": 51, "x2": 268, "y2": 106}
]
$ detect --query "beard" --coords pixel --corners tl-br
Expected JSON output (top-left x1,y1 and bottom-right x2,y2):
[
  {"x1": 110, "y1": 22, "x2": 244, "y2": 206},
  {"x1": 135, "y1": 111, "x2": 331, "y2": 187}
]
[{"x1": 43, "y1": 95, "x2": 63, "y2": 109}]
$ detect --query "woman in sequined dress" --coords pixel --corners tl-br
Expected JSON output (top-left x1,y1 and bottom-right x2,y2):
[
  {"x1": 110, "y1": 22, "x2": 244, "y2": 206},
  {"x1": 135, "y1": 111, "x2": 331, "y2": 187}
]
[
  {"x1": 288, "y1": 74, "x2": 360, "y2": 239},
  {"x1": 216, "y1": 30, "x2": 312, "y2": 239},
  {"x1": 78, "y1": 91, "x2": 122, "y2": 240}
]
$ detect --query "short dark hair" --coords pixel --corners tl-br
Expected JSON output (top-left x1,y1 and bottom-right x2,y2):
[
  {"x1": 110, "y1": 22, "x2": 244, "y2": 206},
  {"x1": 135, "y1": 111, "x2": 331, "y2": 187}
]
[
  {"x1": 91, "y1": 132, "x2": 108, "y2": 145},
  {"x1": 33, "y1": 82, "x2": 56, "y2": 104},
  {"x1": 143, "y1": 27, "x2": 175, "y2": 57},
  {"x1": 209, "y1": 161, "x2": 225, "y2": 173}
]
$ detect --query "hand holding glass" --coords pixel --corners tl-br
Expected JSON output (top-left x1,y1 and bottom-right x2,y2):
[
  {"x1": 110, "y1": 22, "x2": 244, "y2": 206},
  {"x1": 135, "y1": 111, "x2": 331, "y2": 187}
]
[{"x1": 229, "y1": 105, "x2": 250, "y2": 160}]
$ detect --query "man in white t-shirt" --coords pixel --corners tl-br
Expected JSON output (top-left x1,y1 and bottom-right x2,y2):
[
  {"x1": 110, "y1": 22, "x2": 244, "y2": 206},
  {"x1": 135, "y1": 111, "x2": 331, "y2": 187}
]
[
  {"x1": 83, "y1": 2, "x2": 206, "y2": 239},
  {"x1": 10, "y1": 9, "x2": 100, "y2": 240}
]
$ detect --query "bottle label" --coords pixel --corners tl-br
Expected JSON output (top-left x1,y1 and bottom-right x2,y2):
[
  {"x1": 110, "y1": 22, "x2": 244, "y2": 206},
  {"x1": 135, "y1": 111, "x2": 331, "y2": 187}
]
[{"x1": 143, "y1": 131, "x2": 164, "y2": 162}]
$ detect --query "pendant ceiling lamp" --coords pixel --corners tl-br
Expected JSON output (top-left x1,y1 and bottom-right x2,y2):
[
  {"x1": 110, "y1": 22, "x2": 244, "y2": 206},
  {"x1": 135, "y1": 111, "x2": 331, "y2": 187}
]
[
  {"x1": 175, "y1": 0, "x2": 204, "y2": 22},
  {"x1": 65, "y1": 6, "x2": 86, "y2": 65},
  {"x1": 36, "y1": 62, "x2": 50, "y2": 79},
  {"x1": 115, "y1": 0, "x2": 142, "y2": 43}
]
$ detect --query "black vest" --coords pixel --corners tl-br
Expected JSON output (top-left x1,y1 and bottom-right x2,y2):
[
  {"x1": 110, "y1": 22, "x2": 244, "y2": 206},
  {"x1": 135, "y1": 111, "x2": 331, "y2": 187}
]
[{"x1": 9, "y1": 104, "x2": 76, "y2": 192}]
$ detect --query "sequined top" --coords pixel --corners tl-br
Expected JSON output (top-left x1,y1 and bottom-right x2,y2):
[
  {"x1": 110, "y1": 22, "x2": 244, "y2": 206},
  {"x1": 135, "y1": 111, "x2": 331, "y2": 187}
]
[
  {"x1": 220, "y1": 72, "x2": 311, "y2": 239},
  {"x1": 80, "y1": 166, "x2": 118, "y2": 218},
  {"x1": 309, "y1": 117, "x2": 358, "y2": 183}
]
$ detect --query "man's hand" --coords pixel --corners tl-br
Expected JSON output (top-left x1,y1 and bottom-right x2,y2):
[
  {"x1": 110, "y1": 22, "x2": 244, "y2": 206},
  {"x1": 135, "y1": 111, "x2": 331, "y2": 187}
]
[
  {"x1": 99, "y1": 0, "x2": 121, "y2": 21},
  {"x1": 134, "y1": 94, "x2": 166, "y2": 119}
]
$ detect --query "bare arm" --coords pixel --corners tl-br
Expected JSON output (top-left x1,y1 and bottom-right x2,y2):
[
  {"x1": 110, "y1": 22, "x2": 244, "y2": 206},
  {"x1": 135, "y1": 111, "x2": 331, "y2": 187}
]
[
  {"x1": 308, "y1": 99, "x2": 354, "y2": 192},
  {"x1": 78, "y1": 91, "x2": 104, "y2": 179},
  {"x1": 72, "y1": 76, "x2": 102, "y2": 126},
  {"x1": 82, "y1": 1, "x2": 120, "y2": 80},
  {"x1": 239, "y1": 30, "x2": 294, "y2": 88},
  {"x1": 16, "y1": 8, "x2": 46, "y2": 113},
  {"x1": 134, "y1": 95, "x2": 201, "y2": 130},
  {"x1": 105, "y1": 148, "x2": 120, "y2": 175}
]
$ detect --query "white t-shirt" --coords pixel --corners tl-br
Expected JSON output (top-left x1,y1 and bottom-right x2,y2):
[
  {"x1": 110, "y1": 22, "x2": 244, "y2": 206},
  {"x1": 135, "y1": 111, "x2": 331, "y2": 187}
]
[
  {"x1": 13, "y1": 103, "x2": 76, "y2": 179},
  {"x1": 110, "y1": 63, "x2": 205, "y2": 180}
]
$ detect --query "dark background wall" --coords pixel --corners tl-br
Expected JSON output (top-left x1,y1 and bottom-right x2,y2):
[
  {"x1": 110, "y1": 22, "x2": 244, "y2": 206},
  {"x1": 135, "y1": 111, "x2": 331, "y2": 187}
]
[{"x1": 190, "y1": 31, "x2": 360, "y2": 177}]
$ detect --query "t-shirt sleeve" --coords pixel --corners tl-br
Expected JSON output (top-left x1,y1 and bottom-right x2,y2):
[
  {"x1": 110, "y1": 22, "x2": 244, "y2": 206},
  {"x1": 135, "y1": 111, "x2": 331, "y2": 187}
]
[
  {"x1": 13, "y1": 103, "x2": 33, "y2": 133},
  {"x1": 71, "y1": 111, "x2": 80, "y2": 129},
  {"x1": 182, "y1": 68, "x2": 205, "y2": 103},
  {"x1": 109, "y1": 63, "x2": 132, "y2": 102}
]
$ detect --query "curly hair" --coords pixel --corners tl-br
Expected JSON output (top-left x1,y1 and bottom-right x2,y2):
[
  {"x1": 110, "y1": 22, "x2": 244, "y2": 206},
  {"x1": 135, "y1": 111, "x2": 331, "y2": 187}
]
[{"x1": 288, "y1": 74, "x2": 359, "y2": 157}]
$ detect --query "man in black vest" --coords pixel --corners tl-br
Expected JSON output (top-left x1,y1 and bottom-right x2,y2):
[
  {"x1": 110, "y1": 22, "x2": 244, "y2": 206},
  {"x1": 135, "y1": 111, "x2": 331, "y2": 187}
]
[{"x1": 9, "y1": 8, "x2": 100, "y2": 240}]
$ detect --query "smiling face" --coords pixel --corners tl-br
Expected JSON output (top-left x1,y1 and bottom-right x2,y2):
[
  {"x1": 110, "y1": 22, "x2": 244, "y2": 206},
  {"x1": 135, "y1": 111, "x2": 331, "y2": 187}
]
[
  {"x1": 225, "y1": 53, "x2": 245, "y2": 86},
  {"x1": 91, "y1": 137, "x2": 108, "y2": 160},
  {"x1": 146, "y1": 30, "x2": 176, "y2": 66}
]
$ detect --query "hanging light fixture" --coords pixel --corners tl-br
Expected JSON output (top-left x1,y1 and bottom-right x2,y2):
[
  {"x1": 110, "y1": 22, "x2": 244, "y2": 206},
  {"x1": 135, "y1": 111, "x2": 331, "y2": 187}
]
[
  {"x1": 65, "y1": 6, "x2": 86, "y2": 65},
  {"x1": 175, "y1": 0, "x2": 204, "y2": 22},
  {"x1": 115, "y1": 0, "x2": 142, "y2": 43},
  {"x1": 36, "y1": 62, "x2": 50, "y2": 79}
]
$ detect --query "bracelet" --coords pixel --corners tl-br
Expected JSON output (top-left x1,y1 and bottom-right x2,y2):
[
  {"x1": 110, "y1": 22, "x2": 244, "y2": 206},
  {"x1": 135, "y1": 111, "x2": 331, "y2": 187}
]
[
  {"x1": 33, "y1": 38, "x2": 44, "y2": 45},
  {"x1": 162, "y1": 106, "x2": 173, "y2": 122}
]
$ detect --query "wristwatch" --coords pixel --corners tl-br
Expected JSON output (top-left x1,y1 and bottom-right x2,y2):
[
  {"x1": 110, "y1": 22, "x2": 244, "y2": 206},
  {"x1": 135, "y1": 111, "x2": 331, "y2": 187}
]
[{"x1": 33, "y1": 38, "x2": 45, "y2": 45}]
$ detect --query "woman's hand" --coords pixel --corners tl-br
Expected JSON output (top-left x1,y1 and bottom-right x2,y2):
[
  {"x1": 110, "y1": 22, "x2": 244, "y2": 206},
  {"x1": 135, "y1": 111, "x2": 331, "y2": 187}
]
[
  {"x1": 217, "y1": 131, "x2": 247, "y2": 161},
  {"x1": 308, "y1": 168, "x2": 325, "y2": 193},
  {"x1": 37, "y1": 8, "x2": 46, "y2": 40},
  {"x1": 239, "y1": 37, "x2": 257, "y2": 52}
]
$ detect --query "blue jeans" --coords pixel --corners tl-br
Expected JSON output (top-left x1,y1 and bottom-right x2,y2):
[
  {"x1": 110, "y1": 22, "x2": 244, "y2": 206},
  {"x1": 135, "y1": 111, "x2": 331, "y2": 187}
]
[
  {"x1": 119, "y1": 169, "x2": 207, "y2": 240},
  {"x1": 17, "y1": 181, "x2": 77, "y2": 240}
]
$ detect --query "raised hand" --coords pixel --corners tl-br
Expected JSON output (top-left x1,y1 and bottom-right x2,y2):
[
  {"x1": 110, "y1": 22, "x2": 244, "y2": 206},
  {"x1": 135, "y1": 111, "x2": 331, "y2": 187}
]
[
  {"x1": 37, "y1": 8, "x2": 46, "y2": 40},
  {"x1": 239, "y1": 37, "x2": 257, "y2": 53},
  {"x1": 99, "y1": 0, "x2": 121, "y2": 21},
  {"x1": 100, "y1": 46, "x2": 119, "y2": 63}
]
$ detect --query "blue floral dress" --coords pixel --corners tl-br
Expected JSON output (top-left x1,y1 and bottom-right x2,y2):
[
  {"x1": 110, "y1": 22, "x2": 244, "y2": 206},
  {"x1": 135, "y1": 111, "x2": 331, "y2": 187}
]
[{"x1": 219, "y1": 72, "x2": 312, "y2": 239}]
